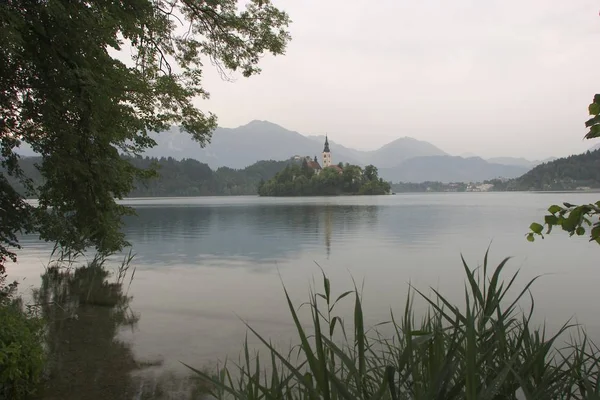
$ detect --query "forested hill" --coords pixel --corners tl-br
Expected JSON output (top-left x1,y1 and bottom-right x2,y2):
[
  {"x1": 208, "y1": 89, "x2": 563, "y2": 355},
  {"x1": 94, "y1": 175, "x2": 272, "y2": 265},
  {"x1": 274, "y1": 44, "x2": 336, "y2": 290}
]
[
  {"x1": 489, "y1": 149, "x2": 600, "y2": 191},
  {"x1": 6, "y1": 156, "x2": 293, "y2": 197}
]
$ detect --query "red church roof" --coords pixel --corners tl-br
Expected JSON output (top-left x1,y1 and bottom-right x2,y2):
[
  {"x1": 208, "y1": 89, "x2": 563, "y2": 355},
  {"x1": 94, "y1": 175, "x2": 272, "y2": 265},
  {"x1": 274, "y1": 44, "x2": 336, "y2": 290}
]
[{"x1": 306, "y1": 160, "x2": 321, "y2": 170}]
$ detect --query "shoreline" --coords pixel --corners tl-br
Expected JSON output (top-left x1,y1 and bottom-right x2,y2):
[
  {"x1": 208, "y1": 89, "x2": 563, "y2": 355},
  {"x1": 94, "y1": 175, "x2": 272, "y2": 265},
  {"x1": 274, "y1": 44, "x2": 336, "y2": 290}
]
[{"x1": 21, "y1": 189, "x2": 600, "y2": 204}]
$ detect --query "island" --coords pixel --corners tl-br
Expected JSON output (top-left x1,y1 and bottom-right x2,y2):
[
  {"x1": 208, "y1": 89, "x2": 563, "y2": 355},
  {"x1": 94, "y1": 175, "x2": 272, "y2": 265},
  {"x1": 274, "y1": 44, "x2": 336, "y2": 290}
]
[{"x1": 257, "y1": 136, "x2": 391, "y2": 196}]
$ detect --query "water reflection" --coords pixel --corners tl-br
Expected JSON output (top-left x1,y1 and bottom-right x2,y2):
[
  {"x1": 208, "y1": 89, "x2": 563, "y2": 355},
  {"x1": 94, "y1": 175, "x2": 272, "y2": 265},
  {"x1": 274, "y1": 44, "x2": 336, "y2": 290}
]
[
  {"x1": 32, "y1": 262, "x2": 210, "y2": 400},
  {"x1": 119, "y1": 200, "x2": 523, "y2": 269},
  {"x1": 11, "y1": 193, "x2": 600, "y2": 397},
  {"x1": 123, "y1": 204, "x2": 379, "y2": 266}
]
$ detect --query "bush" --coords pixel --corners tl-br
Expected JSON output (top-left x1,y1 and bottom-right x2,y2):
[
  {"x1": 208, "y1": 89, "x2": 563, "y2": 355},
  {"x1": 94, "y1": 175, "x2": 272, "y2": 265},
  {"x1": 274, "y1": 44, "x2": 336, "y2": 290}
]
[
  {"x1": 187, "y1": 250, "x2": 600, "y2": 400},
  {"x1": 0, "y1": 273, "x2": 45, "y2": 400}
]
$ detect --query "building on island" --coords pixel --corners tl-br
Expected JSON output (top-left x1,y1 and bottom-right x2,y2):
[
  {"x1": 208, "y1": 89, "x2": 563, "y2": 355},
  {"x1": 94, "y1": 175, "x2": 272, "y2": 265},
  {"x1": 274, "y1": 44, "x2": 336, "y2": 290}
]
[
  {"x1": 296, "y1": 136, "x2": 342, "y2": 175},
  {"x1": 304, "y1": 156, "x2": 322, "y2": 172},
  {"x1": 322, "y1": 135, "x2": 332, "y2": 167}
]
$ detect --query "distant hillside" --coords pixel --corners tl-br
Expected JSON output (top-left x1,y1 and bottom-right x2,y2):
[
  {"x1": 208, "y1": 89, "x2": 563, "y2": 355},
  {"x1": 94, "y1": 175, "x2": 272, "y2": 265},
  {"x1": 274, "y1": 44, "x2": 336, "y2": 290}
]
[
  {"x1": 363, "y1": 137, "x2": 447, "y2": 168},
  {"x1": 380, "y1": 155, "x2": 530, "y2": 183},
  {"x1": 19, "y1": 120, "x2": 575, "y2": 178},
  {"x1": 142, "y1": 121, "x2": 364, "y2": 168},
  {"x1": 141, "y1": 121, "x2": 449, "y2": 169},
  {"x1": 486, "y1": 156, "x2": 557, "y2": 168},
  {"x1": 486, "y1": 157, "x2": 533, "y2": 168},
  {"x1": 4, "y1": 156, "x2": 293, "y2": 197},
  {"x1": 14, "y1": 120, "x2": 450, "y2": 169},
  {"x1": 492, "y1": 149, "x2": 600, "y2": 191}
]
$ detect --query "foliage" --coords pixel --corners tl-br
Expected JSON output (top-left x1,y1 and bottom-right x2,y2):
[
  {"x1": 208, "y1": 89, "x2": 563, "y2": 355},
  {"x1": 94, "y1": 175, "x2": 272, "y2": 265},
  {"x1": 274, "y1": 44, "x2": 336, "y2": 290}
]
[
  {"x1": 4, "y1": 156, "x2": 294, "y2": 198},
  {"x1": 214, "y1": 160, "x2": 295, "y2": 196},
  {"x1": 186, "y1": 249, "x2": 600, "y2": 399},
  {"x1": 0, "y1": 272, "x2": 45, "y2": 400},
  {"x1": 490, "y1": 149, "x2": 600, "y2": 192},
  {"x1": 528, "y1": 95, "x2": 600, "y2": 244},
  {"x1": 585, "y1": 94, "x2": 600, "y2": 140},
  {"x1": 258, "y1": 162, "x2": 391, "y2": 196},
  {"x1": 126, "y1": 156, "x2": 292, "y2": 196},
  {"x1": 526, "y1": 202, "x2": 600, "y2": 245},
  {"x1": 128, "y1": 156, "x2": 291, "y2": 196},
  {"x1": 0, "y1": 0, "x2": 291, "y2": 267},
  {"x1": 0, "y1": 174, "x2": 34, "y2": 270}
]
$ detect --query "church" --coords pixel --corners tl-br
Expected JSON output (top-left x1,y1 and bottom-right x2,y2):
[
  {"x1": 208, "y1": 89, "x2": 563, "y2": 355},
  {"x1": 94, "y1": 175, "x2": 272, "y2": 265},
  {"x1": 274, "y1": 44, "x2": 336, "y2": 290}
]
[{"x1": 303, "y1": 135, "x2": 343, "y2": 174}]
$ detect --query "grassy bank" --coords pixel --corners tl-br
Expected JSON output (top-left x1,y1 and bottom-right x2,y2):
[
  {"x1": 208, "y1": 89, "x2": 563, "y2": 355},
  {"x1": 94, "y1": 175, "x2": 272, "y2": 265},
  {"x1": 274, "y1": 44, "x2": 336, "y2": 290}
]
[{"x1": 188, "y1": 250, "x2": 600, "y2": 400}]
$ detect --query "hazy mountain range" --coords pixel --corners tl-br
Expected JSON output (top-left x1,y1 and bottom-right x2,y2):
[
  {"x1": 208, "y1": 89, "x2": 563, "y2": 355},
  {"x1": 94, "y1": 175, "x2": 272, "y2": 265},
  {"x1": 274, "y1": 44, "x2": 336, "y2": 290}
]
[
  {"x1": 12, "y1": 120, "x2": 596, "y2": 183},
  {"x1": 379, "y1": 156, "x2": 530, "y2": 183},
  {"x1": 485, "y1": 156, "x2": 557, "y2": 168},
  {"x1": 138, "y1": 120, "x2": 449, "y2": 169}
]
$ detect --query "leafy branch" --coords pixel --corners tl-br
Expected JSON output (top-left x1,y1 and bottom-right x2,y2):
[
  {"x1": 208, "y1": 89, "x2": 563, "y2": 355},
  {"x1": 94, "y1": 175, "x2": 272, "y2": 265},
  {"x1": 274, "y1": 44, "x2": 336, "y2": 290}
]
[
  {"x1": 528, "y1": 94, "x2": 600, "y2": 244},
  {"x1": 527, "y1": 202, "x2": 600, "y2": 244}
]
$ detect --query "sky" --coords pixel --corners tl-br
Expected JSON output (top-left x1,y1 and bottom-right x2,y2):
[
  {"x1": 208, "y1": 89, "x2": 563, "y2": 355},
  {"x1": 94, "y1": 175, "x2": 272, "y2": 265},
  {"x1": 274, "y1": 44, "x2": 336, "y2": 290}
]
[{"x1": 194, "y1": 0, "x2": 600, "y2": 160}]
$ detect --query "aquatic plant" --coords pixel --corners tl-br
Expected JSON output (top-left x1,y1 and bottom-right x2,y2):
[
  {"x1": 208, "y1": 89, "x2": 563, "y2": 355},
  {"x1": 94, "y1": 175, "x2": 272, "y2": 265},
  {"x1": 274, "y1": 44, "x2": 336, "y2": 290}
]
[
  {"x1": 0, "y1": 270, "x2": 45, "y2": 400},
  {"x1": 186, "y1": 249, "x2": 600, "y2": 399}
]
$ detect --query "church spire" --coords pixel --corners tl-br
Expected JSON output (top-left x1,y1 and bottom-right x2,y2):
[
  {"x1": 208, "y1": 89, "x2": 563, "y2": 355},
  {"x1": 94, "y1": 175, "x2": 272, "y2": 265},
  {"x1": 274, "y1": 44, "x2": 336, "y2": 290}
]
[{"x1": 322, "y1": 134, "x2": 332, "y2": 167}]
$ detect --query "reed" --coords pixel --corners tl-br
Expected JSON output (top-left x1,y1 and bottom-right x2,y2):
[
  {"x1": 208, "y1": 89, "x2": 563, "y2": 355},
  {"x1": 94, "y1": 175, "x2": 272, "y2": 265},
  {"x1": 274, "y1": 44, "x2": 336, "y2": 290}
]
[{"x1": 185, "y1": 249, "x2": 600, "y2": 400}]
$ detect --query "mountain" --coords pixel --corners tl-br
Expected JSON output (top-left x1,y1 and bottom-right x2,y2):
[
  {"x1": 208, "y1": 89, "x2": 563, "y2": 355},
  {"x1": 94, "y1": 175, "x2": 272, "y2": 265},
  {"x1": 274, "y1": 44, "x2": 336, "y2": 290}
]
[
  {"x1": 486, "y1": 156, "x2": 557, "y2": 168},
  {"x1": 134, "y1": 120, "x2": 449, "y2": 169},
  {"x1": 307, "y1": 135, "x2": 447, "y2": 167},
  {"x1": 5, "y1": 155, "x2": 294, "y2": 197},
  {"x1": 487, "y1": 157, "x2": 535, "y2": 168},
  {"x1": 491, "y1": 149, "x2": 600, "y2": 191},
  {"x1": 533, "y1": 156, "x2": 558, "y2": 165},
  {"x1": 13, "y1": 121, "x2": 548, "y2": 176},
  {"x1": 379, "y1": 156, "x2": 530, "y2": 183},
  {"x1": 306, "y1": 134, "x2": 366, "y2": 162},
  {"x1": 142, "y1": 121, "x2": 364, "y2": 168},
  {"x1": 363, "y1": 137, "x2": 447, "y2": 168}
]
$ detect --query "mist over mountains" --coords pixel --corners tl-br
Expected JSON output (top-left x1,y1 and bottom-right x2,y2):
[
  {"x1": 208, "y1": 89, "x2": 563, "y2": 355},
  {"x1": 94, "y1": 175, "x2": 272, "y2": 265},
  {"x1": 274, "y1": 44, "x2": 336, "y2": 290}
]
[
  {"x1": 379, "y1": 156, "x2": 529, "y2": 183},
  {"x1": 13, "y1": 120, "x2": 577, "y2": 183},
  {"x1": 134, "y1": 120, "x2": 540, "y2": 181},
  {"x1": 142, "y1": 120, "x2": 449, "y2": 170},
  {"x1": 486, "y1": 156, "x2": 557, "y2": 168}
]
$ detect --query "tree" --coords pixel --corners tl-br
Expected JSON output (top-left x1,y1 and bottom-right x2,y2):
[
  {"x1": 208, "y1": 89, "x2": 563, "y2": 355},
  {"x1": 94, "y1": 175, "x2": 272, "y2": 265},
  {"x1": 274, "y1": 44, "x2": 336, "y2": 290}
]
[
  {"x1": 0, "y1": 0, "x2": 291, "y2": 268},
  {"x1": 342, "y1": 164, "x2": 362, "y2": 193},
  {"x1": 315, "y1": 167, "x2": 343, "y2": 195},
  {"x1": 258, "y1": 162, "x2": 390, "y2": 197},
  {"x1": 364, "y1": 164, "x2": 378, "y2": 182},
  {"x1": 528, "y1": 95, "x2": 600, "y2": 245}
]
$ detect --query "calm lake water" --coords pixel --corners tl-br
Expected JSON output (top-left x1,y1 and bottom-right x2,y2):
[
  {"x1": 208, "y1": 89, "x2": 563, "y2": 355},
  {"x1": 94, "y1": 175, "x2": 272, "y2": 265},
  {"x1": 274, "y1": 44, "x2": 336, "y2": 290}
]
[{"x1": 10, "y1": 193, "x2": 600, "y2": 399}]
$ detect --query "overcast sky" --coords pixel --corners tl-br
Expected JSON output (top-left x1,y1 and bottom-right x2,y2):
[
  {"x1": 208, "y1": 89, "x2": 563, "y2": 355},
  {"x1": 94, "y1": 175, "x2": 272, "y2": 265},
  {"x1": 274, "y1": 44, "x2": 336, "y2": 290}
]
[{"x1": 196, "y1": 0, "x2": 600, "y2": 159}]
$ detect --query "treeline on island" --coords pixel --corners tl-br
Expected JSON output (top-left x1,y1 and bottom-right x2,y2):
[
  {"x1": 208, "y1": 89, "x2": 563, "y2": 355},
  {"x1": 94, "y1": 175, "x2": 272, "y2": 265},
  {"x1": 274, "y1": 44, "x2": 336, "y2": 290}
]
[
  {"x1": 257, "y1": 161, "x2": 391, "y2": 196},
  {"x1": 486, "y1": 149, "x2": 600, "y2": 191},
  {"x1": 6, "y1": 156, "x2": 292, "y2": 197}
]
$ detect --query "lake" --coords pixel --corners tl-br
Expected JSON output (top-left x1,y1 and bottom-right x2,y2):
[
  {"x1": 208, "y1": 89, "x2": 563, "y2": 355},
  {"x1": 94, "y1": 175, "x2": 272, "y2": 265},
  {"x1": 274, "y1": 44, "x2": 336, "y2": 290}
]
[{"x1": 10, "y1": 193, "x2": 600, "y2": 399}]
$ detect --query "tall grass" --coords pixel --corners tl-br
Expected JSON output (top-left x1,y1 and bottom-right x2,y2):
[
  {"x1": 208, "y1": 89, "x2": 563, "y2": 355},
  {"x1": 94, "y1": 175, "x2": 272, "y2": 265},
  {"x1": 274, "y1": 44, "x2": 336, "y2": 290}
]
[{"x1": 185, "y1": 250, "x2": 600, "y2": 399}]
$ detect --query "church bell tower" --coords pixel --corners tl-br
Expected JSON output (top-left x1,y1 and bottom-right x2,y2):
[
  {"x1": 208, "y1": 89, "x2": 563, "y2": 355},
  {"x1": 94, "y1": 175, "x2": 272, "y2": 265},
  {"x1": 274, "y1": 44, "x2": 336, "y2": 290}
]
[{"x1": 322, "y1": 135, "x2": 332, "y2": 167}]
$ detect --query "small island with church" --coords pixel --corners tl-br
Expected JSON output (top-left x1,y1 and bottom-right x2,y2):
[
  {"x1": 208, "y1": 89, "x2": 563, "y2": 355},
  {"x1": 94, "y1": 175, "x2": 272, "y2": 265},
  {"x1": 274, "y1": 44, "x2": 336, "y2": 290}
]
[{"x1": 258, "y1": 136, "x2": 392, "y2": 196}]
